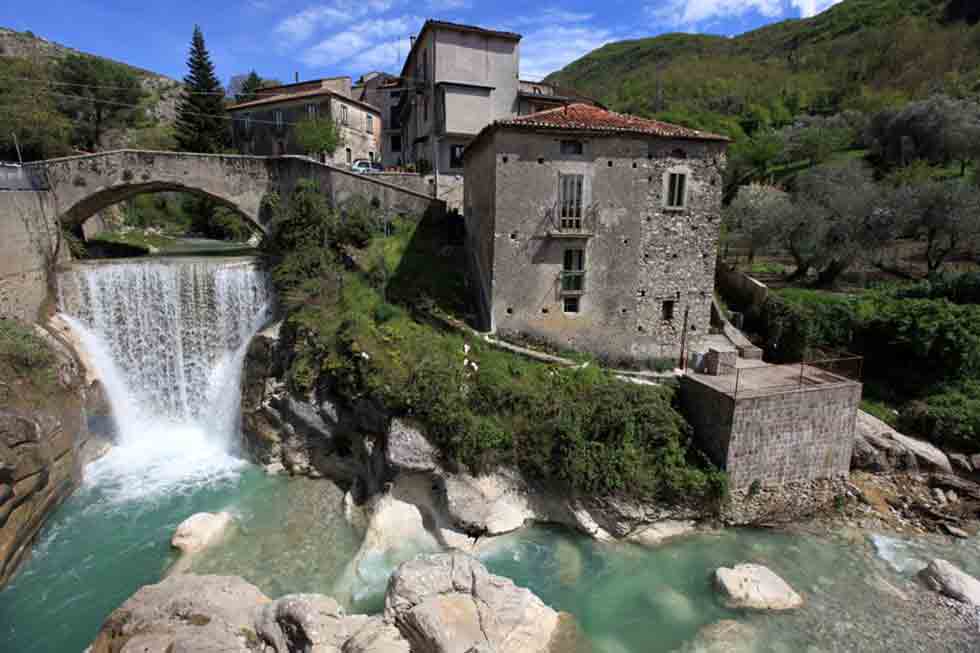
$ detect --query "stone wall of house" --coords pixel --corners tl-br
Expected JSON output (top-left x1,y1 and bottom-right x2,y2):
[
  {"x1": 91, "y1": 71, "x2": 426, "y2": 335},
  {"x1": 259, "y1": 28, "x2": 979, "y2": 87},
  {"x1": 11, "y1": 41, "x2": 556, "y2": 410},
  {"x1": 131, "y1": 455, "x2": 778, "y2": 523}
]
[
  {"x1": 680, "y1": 375, "x2": 861, "y2": 490},
  {"x1": 471, "y1": 129, "x2": 726, "y2": 364},
  {"x1": 463, "y1": 139, "x2": 497, "y2": 331},
  {"x1": 231, "y1": 96, "x2": 380, "y2": 164}
]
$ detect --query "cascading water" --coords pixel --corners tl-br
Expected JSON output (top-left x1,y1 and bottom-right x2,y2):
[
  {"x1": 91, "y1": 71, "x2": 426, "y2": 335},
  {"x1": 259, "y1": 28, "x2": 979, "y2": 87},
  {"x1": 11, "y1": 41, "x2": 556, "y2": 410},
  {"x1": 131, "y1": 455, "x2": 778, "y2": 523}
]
[{"x1": 57, "y1": 257, "x2": 273, "y2": 499}]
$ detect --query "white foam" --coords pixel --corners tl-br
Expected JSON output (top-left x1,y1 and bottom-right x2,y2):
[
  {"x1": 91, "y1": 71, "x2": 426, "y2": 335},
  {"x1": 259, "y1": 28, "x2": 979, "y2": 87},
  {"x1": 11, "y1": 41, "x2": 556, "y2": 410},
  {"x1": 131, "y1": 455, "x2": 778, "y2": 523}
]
[{"x1": 58, "y1": 258, "x2": 272, "y2": 505}]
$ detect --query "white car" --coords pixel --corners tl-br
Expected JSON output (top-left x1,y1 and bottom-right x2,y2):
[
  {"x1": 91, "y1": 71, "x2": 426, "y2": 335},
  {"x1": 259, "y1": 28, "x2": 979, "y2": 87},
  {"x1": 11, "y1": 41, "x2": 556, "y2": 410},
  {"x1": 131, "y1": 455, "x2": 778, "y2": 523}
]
[{"x1": 352, "y1": 159, "x2": 383, "y2": 174}]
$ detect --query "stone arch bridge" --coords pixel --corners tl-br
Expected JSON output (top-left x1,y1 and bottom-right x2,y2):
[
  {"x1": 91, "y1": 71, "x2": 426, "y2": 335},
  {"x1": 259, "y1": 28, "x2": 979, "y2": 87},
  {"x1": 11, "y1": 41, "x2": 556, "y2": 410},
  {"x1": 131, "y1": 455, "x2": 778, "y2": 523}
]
[
  {"x1": 1, "y1": 150, "x2": 442, "y2": 322},
  {"x1": 19, "y1": 149, "x2": 438, "y2": 233}
]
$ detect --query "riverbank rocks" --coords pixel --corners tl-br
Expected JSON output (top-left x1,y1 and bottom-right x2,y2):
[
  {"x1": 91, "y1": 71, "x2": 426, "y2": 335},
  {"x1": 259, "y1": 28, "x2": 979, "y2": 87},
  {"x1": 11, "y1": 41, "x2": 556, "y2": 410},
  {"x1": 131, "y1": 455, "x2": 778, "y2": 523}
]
[
  {"x1": 172, "y1": 512, "x2": 234, "y2": 556},
  {"x1": 919, "y1": 559, "x2": 980, "y2": 607},
  {"x1": 853, "y1": 411, "x2": 952, "y2": 473},
  {"x1": 442, "y1": 470, "x2": 537, "y2": 536},
  {"x1": 91, "y1": 554, "x2": 571, "y2": 653},
  {"x1": 714, "y1": 564, "x2": 803, "y2": 610},
  {"x1": 627, "y1": 520, "x2": 699, "y2": 548},
  {"x1": 386, "y1": 419, "x2": 440, "y2": 473},
  {"x1": 88, "y1": 574, "x2": 270, "y2": 653},
  {"x1": 385, "y1": 552, "x2": 562, "y2": 653},
  {"x1": 0, "y1": 321, "x2": 94, "y2": 588}
]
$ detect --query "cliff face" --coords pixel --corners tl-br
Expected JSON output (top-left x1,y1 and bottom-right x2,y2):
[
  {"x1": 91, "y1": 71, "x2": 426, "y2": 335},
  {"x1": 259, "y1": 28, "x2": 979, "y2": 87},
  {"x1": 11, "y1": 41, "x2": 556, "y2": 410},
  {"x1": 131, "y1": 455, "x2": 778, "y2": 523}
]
[{"x1": 0, "y1": 320, "x2": 105, "y2": 587}]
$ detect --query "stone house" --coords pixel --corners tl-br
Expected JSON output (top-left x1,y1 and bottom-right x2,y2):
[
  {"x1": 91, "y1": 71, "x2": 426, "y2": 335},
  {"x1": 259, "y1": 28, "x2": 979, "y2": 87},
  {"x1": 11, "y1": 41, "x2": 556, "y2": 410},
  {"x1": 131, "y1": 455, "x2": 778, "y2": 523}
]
[
  {"x1": 228, "y1": 77, "x2": 382, "y2": 166},
  {"x1": 353, "y1": 72, "x2": 404, "y2": 168},
  {"x1": 463, "y1": 103, "x2": 730, "y2": 364}
]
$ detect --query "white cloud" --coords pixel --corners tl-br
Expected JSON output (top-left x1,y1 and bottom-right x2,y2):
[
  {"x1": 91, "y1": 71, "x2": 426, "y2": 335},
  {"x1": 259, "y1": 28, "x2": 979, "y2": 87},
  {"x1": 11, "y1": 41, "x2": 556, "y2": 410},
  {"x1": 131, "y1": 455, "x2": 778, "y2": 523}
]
[
  {"x1": 347, "y1": 37, "x2": 416, "y2": 71},
  {"x1": 647, "y1": 0, "x2": 783, "y2": 26},
  {"x1": 519, "y1": 25, "x2": 617, "y2": 81},
  {"x1": 302, "y1": 16, "x2": 421, "y2": 67},
  {"x1": 646, "y1": 0, "x2": 843, "y2": 26},
  {"x1": 275, "y1": 0, "x2": 398, "y2": 44},
  {"x1": 425, "y1": 0, "x2": 472, "y2": 10},
  {"x1": 790, "y1": 0, "x2": 843, "y2": 18}
]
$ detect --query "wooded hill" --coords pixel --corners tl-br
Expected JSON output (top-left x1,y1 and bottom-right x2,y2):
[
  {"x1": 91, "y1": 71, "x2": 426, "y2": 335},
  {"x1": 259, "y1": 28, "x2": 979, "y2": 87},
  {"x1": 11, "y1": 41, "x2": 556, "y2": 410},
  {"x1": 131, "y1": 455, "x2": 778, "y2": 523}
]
[
  {"x1": 545, "y1": 0, "x2": 980, "y2": 139},
  {"x1": 0, "y1": 26, "x2": 181, "y2": 157}
]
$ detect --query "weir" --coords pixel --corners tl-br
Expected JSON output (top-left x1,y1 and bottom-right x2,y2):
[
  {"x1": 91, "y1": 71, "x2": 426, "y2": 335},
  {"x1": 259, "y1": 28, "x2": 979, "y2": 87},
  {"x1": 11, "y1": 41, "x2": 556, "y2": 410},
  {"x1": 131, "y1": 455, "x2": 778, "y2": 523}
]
[{"x1": 57, "y1": 257, "x2": 273, "y2": 495}]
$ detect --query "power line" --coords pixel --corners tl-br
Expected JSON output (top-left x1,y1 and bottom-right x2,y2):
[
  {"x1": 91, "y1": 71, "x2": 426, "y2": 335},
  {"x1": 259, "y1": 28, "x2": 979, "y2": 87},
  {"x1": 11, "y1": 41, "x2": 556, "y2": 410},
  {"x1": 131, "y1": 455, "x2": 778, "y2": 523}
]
[
  {"x1": 0, "y1": 75, "x2": 226, "y2": 96},
  {"x1": 36, "y1": 88, "x2": 311, "y2": 128}
]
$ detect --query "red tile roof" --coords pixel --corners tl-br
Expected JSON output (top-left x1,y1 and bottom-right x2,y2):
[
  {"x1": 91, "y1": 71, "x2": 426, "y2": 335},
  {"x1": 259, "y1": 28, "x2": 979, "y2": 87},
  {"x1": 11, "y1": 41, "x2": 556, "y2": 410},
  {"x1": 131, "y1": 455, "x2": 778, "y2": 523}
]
[{"x1": 497, "y1": 103, "x2": 729, "y2": 141}]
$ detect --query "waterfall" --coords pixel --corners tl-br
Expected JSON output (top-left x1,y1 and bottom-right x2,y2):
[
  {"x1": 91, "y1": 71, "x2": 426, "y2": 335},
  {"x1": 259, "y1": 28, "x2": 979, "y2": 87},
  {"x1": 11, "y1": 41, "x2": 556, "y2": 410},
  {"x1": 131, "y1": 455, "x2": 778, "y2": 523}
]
[{"x1": 58, "y1": 257, "x2": 273, "y2": 503}]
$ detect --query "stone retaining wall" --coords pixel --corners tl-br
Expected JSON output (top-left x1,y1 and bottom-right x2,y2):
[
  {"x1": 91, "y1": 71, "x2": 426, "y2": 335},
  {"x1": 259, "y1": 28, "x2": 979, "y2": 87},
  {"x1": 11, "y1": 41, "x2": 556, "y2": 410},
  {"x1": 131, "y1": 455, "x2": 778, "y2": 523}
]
[{"x1": 681, "y1": 374, "x2": 861, "y2": 489}]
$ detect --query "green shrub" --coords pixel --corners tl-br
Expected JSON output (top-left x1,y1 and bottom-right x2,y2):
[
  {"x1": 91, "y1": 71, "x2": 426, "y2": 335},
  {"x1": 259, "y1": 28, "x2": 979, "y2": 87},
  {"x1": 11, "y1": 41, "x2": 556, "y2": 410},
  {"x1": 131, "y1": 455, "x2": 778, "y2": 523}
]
[
  {"x1": 373, "y1": 302, "x2": 398, "y2": 323},
  {"x1": 900, "y1": 383, "x2": 980, "y2": 453}
]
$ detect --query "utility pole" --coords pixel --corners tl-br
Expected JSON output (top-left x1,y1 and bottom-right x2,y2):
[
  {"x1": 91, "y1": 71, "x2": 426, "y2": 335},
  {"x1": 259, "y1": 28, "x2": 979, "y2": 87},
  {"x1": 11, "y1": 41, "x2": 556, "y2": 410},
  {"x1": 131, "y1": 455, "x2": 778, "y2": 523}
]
[{"x1": 12, "y1": 132, "x2": 23, "y2": 165}]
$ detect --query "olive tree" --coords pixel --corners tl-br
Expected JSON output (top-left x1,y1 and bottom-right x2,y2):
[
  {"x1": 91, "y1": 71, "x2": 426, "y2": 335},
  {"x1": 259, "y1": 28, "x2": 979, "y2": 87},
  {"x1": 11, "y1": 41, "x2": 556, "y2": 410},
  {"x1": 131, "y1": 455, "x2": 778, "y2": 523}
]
[
  {"x1": 783, "y1": 161, "x2": 896, "y2": 286},
  {"x1": 725, "y1": 184, "x2": 792, "y2": 263},
  {"x1": 897, "y1": 180, "x2": 980, "y2": 276}
]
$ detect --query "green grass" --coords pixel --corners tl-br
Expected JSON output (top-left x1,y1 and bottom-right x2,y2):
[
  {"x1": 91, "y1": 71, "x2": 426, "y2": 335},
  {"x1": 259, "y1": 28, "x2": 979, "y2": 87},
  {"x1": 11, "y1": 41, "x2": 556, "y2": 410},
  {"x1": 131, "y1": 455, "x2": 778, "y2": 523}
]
[
  {"x1": 860, "y1": 399, "x2": 899, "y2": 427},
  {"x1": 0, "y1": 319, "x2": 57, "y2": 403}
]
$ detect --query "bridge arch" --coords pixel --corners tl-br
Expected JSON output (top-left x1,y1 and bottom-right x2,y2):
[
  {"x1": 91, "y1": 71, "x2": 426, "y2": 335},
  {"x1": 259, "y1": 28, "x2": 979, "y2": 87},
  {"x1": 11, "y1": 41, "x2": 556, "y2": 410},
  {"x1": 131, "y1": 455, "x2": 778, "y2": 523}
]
[{"x1": 24, "y1": 150, "x2": 277, "y2": 233}]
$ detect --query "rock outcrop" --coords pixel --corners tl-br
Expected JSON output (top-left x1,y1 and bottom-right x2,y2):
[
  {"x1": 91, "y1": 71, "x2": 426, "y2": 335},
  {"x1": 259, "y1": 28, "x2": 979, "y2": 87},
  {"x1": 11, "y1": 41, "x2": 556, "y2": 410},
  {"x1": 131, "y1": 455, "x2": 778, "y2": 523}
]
[
  {"x1": 919, "y1": 559, "x2": 980, "y2": 607},
  {"x1": 385, "y1": 552, "x2": 563, "y2": 653},
  {"x1": 713, "y1": 563, "x2": 803, "y2": 610},
  {"x1": 239, "y1": 323, "x2": 705, "y2": 548},
  {"x1": 89, "y1": 554, "x2": 567, "y2": 653},
  {"x1": 0, "y1": 321, "x2": 100, "y2": 588},
  {"x1": 853, "y1": 411, "x2": 952, "y2": 473}
]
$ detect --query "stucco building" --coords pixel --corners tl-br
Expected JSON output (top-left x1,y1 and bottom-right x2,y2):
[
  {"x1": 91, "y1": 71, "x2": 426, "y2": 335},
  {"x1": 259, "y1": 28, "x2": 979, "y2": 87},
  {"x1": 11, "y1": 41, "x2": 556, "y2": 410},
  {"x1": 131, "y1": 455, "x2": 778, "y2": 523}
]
[
  {"x1": 463, "y1": 103, "x2": 730, "y2": 364},
  {"x1": 228, "y1": 77, "x2": 382, "y2": 167},
  {"x1": 353, "y1": 72, "x2": 404, "y2": 168}
]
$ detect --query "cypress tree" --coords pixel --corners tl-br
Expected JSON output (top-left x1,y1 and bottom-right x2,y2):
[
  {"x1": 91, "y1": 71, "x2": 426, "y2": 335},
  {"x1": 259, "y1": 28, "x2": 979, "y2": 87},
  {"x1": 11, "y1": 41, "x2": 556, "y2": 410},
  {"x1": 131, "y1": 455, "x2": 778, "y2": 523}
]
[{"x1": 174, "y1": 26, "x2": 227, "y2": 153}]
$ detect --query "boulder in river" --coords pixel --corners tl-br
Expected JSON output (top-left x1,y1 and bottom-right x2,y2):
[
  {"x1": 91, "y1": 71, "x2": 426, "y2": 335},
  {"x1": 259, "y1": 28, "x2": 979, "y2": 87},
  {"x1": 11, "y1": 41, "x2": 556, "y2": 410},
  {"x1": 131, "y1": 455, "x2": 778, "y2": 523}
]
[
  {"x1": 919, "y1": 559, "x2": 980, "y2": 607},
  {"x1": 88, "y1": 574, "x2": 269, "y2": 653},
  {"x1": 713, "y1": 563, "x2": 803, "y2": 610},
  {"x1": 385, "y1": 551, "x2": 562, "y2": 653},
  {"x1": 90, "y1": 553, "x2": 572, "y2": 653},
  {"x1": 171, "y1": 512, "x2": 233, "y2": 556}
]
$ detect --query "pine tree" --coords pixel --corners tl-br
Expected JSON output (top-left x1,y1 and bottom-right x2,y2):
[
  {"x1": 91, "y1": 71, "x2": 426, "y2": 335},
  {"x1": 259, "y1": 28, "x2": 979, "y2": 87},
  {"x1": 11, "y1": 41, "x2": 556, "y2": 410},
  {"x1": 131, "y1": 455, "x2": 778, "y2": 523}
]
[
  {"x1": 174, "y1": 26, "x2": 227, "y2": 153},
  {"x1": 236, "y1": 71, "x2": 264, "y2": 103}
]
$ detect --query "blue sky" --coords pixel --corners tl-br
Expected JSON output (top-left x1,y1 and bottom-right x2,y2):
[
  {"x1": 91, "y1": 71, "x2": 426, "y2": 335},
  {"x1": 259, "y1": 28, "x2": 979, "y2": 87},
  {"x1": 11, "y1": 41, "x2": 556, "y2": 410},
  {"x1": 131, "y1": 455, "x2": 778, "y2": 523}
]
[{"x1": 2, "y1": 0, "x2": 842, "y2": 84}]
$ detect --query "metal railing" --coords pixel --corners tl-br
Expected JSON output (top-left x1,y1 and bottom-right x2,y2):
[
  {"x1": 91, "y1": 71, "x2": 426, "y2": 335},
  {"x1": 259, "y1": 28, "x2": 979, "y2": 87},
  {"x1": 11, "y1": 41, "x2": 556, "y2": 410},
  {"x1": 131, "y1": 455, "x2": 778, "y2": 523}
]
[{"x1": 732, "y1": 353, "x2": 863, "y2": 400}]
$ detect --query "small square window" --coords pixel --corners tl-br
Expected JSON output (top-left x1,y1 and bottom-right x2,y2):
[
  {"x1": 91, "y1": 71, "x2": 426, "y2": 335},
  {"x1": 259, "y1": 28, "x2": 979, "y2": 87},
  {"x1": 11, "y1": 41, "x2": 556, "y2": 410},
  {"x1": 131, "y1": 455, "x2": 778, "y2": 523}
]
[
  {"x1": 367, "y1": 114, "x2": 374, "y2": 132},
  {"x1": 391, "y1": 134, "x2": 402, "y2": 152},
  {"x1": 662, "y1": 300, "x2": 676, "y2": 322},
  {"x1": 307, "y1": 103, "x2": 318, "y2": 119},
  {"x1": 666, "y1": 172, "x2": 687, "y2": 209},
  {"x1": 560, "y1": 140, "x2": 583, "y2": 155},
  {"x1": 274, "y1": 110, "x2": 284, "y2": 128},
  {"x1": 563, "y1": 296, "x2": 580, "y2": 313}
]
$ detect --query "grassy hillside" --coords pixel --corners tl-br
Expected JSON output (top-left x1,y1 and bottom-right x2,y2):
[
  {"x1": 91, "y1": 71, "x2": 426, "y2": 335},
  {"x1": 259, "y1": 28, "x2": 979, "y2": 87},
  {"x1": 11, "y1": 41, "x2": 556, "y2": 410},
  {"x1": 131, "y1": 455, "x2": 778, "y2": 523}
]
[{"x1": 546, "y1": 0, "x2": 980, "y2": 138}]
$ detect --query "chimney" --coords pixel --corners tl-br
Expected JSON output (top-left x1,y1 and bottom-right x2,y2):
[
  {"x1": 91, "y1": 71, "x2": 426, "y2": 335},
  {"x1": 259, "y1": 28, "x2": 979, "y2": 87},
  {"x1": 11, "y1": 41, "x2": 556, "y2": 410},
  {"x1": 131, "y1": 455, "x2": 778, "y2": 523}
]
[{"x1": 294, "y1": 71, "x2": 299, "y2": 83}]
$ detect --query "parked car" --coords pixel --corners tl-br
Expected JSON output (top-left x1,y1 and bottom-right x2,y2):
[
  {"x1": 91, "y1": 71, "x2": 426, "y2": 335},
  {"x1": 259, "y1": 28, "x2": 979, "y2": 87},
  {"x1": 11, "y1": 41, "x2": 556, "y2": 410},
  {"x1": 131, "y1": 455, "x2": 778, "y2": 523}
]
[{"x1": 351, "y1": 159, "x2": 384, "y2": 174}]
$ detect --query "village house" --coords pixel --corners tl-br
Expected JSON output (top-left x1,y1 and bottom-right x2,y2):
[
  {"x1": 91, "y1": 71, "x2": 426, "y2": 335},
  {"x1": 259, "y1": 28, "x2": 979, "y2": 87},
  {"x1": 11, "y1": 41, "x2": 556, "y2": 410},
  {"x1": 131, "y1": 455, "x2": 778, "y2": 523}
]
[
  {"x1": 227, "y1": 77, "x2": 382, "y2": 166},
  {"x1": 353, "y1": 72, "x2": 404, "y2": 168},
  {"x1": 463, "y1": 103, "x2": 730, "y2": 364},
  {"x1": 396, "y1": 20, "x2": 600, "y2": 206}
]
